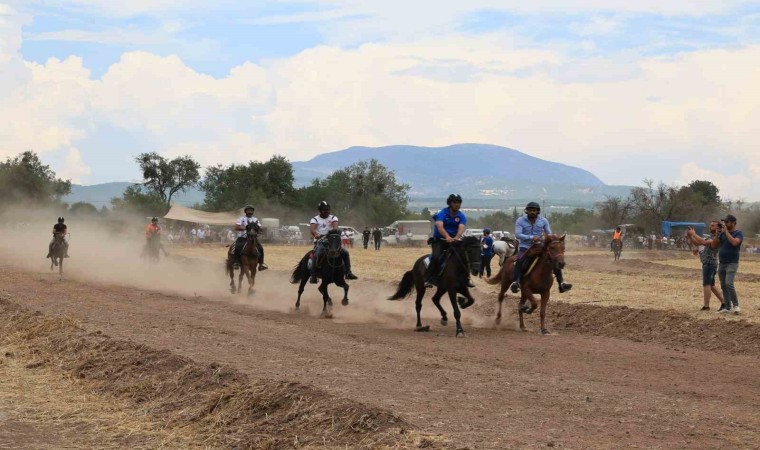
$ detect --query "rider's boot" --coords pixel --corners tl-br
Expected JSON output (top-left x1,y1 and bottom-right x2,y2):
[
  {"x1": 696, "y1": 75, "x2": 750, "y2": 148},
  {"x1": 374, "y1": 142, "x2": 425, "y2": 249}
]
[
  {"x1": 258, "y1": 261, "x2": 268, "y2": 271},
  {"x1": 510, "y1": 262, "x2": 523, "y2": 293},
  {"x1": 309, "y1": 266, "x2": 318, "y2": 284},
  {"x1": 343, "y1": 251, "x2": 358, "y2": 280},
  {"x1": 554, "y1": 268, "x2": 572, "y2": 293},
  {"x1": 467, "y1": 277, "x2": 475, "y2": 288}
]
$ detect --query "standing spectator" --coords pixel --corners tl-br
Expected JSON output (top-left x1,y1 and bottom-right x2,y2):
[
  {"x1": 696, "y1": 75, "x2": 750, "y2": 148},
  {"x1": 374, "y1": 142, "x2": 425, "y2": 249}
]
[
  {"x1": 190, "y1": 227, "x2": 197, "y2": 245},
  {"x1": 372, "y1": 227, "x2": 383, "y2": 251},
  {"x1": 688, "y1": 214, "x2": 744, "y2": 314},
  {"x1": 226, "y1": 228, "x2": 236, "y2": 244},
  {"x1": 341, "y1": 228, "x2": 351, "y2": 248},
  {"x1": 479, "y1": 228, "x2": 495, "y2": 278},
  {"x1": 196, "y1": 227, "x2": 205, "y2": 244},
  {"x1": 687, "y1": 221, "x2": 725, "y2": 311},
  {"x1": 637, "y1": 234, "x2": 644, "y2": 249},
  {"x1": 362, "y1": 227, "x2": 371, "y2": 249}
]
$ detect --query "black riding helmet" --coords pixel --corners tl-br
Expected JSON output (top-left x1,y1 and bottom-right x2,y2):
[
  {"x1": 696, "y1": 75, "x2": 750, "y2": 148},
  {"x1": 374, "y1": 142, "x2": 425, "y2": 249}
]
[
  {"x1": 318, "y1": 201, "x2": 330, "y2": 211},
  {"x1": 446, "y1": 194, "x2": 463, "y2": 205},
  {"x1": 525, "y1": 201, "x2": 541, "y2": 213},
  {"x1": 152, "y1": 217, "x2": 159, "y2": 223},
  {"x1": 58, "y1": 217, "x2": 65, "y2": 223},
  {"x1": 244, "y1": 204, "x2": 255, "y2": 213}
]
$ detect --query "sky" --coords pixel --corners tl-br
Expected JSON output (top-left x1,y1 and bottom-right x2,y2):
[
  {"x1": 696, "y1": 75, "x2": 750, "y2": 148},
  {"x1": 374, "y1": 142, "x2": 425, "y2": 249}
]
[{"x1": 1, "y1": 1, "x2": 759, "y2": 200}]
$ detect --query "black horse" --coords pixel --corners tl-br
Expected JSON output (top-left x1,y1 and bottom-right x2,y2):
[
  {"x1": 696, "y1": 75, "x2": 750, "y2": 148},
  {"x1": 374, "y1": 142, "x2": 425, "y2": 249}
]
[
  {"x1": 388, "y1": 235, "x2": 481, "y2": 337},
  {"x1": 290, "y1": 230, "x2": 349, "y2": 318},
  {"x1": 49, "y1": 233, "x2": 67, "y2": 277}
]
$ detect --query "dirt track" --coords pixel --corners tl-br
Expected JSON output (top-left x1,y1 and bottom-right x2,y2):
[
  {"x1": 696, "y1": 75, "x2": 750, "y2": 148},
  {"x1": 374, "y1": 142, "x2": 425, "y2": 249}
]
[{"x1": 1, "y1": 258, "x2": 759, "y2": 449}]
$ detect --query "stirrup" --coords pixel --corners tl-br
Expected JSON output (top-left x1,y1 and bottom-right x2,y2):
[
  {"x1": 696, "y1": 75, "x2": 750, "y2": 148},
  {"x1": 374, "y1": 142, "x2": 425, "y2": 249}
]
[
  {"x1": 258, "y1": 263, "x2": 268, "y2": 271},
  {"x1": 510, "y1": 281, "x2": 520, "y2": 293},
  {"x1": 345, "y1": 272, "x2": 358, "y2": 280}
]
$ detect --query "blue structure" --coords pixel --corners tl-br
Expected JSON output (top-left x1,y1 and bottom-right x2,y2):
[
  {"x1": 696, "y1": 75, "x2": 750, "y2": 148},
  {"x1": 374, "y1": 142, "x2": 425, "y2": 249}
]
[{"x1": 661, "y1": 221, "x2": 706, "y2": 237}]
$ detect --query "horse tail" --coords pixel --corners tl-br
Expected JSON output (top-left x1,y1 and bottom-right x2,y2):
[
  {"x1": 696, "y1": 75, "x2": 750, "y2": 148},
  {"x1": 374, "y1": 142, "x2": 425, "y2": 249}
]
[
  {"x1": 290, "y1": 253, "x2": 309, "y2": 284},
  {"x1": 388, "y1": 270, "x2": 414, "y2": 300},
  {"x1": 484, "y1": 266, "x2": 504, "y2": 285}
]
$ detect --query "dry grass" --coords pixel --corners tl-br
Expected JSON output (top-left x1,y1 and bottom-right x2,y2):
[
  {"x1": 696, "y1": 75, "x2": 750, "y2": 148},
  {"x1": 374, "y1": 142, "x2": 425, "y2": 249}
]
[{"x1": 0, "y1": 298, "x2": 451, "y2": 450}]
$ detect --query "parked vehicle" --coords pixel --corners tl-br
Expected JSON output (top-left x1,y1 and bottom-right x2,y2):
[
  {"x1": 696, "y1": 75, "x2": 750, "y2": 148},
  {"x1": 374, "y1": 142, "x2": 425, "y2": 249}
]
[{"x1": 382, "y1": 220, "x2": 432, "y2": 246}]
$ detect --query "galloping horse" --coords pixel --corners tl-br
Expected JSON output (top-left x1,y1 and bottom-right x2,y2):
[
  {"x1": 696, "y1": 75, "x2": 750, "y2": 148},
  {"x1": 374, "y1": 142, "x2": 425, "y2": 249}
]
[
  {"x1": 388, "y1": 236, "x2": 481, "y2": 337},
  {"x1": 226, "y1": 223, "x2": 259, "y2": 295},
  {"x1": 612, "y1": 238, "x2": 623, "y2": 262},
  {"x1": 49, "y1": 233, "x2": 67, "y2": 277},
  {"x1": 494, "y1": 236, "x2": 518, "y2": 267},
  {"x1": 290, "y1": 230, "x2": 348, "y2": 317},
  {"x1": 485, "y1": 234, "x2": 567, "y2": 335}
]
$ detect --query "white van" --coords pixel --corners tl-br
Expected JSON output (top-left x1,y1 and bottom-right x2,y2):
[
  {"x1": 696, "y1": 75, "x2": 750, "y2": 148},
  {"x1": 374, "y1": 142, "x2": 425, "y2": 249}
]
[{"x1": 383, "y1": 220, "x2": 433, "y2": 246}]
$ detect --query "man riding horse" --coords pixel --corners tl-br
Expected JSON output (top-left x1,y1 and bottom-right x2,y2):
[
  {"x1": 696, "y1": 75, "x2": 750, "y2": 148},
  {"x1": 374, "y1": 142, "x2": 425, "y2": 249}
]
[
  {"x1": 309, "y1": 201, "x2": 358, "y2": 284},
  {"x1": 610, "y1": 226, "x2": 624, "y2": 251},
  {"x1": 46, "y1": 216, "x2": 69, "y2": 259},
  {"x1": 425, "y1": 194, "x2": 475, "y2": 289},
  {"x1": 144, "y1": 217, "x2": 168, "y2": 257},
  {"x1": 233, "y1": 205, "x2": 267, "y2": 271},
  {"x1": 510, "y1": 201, "x2": 573, "y2": 294}
]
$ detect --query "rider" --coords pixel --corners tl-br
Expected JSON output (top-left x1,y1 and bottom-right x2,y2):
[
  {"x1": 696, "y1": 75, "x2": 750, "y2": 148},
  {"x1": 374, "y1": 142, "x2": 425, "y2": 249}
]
[
  {"x1": 145, "y1": 217, "x2": 168, "y2": 256},
  {"x1": 425, "y1": 194, "x2": 474, "y2": 288},
  {"x1": 46, "y1": 216, "x2": 69, "y2": 258},
  {"x1": 233, "y1": 205, "x2": 268, "y2": 271},
  {"x1": 309, "y1": 201, "x2": 358, "y2": 284},
  {"x1": 509, "y1": 202, "x2": 573, "y2": 294},
  {"x1": 610, "y1": 226, "x2": 624, "y2": 251}
]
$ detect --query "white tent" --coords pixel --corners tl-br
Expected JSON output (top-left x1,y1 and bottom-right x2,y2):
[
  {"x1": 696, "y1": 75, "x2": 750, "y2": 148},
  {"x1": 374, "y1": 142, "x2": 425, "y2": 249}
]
[{"x1": 163, "y1": 204, "x2": 242, "y2": 226}]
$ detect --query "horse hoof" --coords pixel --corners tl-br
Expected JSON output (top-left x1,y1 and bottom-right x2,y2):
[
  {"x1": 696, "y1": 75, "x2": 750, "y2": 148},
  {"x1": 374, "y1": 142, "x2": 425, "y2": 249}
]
[
  {"x1": 415, "y1": 325, "x2": 431, "y2": 332},
  {"x1": 456, "y1": 330, "x2": 466, "y2": 338},
  {"x1": 440, "y1": 318, "x2": 448, "y2": 326},
  {"x1": 460, "y1": 298, "x2": 474, "y2": 309},
  {"x1": 520, "y1": 305, "x2": 531, "y2": 313},
  {"x1": 495, "y1": 316, "x2": 502, "y2": 325},
  {"x1": 540, "y1": 329, "x2": 551, "y2": 335},
  {"x1": 341, "y1": 298, "x2": 349, "y2": 306}
]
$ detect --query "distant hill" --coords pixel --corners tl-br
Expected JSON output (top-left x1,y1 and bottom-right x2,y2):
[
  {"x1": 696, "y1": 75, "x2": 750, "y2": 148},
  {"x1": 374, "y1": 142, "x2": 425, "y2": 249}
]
[
  {"x1": 293, "y1": 144, "x2": 632, "y2": 205},
  {"x1": 65, "y1": 144, "x2": 634, "y2": 210}
]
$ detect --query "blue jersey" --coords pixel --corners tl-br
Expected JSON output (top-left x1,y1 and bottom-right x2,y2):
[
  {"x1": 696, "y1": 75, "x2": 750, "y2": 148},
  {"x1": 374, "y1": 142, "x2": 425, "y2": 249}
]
[
  {"x1": 433, "y1": 208, "x2": 467, "y2": 239},
  {"x1": 515, "y1": 215, "x2": 552, "y2": 249}
]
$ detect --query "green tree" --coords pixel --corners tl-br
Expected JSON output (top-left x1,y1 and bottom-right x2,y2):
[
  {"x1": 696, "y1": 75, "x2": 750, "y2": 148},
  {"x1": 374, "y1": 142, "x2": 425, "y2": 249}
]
[
  {"x1": 111, "y1": 185, "x2": 167, "y2": 216},
  {"x1": 69, "y1": 201, "x2": 99, "y2": 216},
  {"x1": 595, "y1": 196, "x2": 633, "y2": 228},
  {"x1": 550, "y1": 208, "x2": 597, "y2": 234},
  {"x1": 511, "y1": 206, "x2": 519, "y2": 223},
  {"x1": 200, "y1": 155, "x2": 296, "y2": 211},
  {"x1": 136, "y1": 152, "x2": 201, "y2": 207},
  {"x1": 298, "y1": 159, "x2": 410, "y2": 224},
  {"x1": 0, "y1": 151, "x2": 71, "y2": 207},
  {"x1": 471, "y1": 211, "x2": 513, "y2": 232}
]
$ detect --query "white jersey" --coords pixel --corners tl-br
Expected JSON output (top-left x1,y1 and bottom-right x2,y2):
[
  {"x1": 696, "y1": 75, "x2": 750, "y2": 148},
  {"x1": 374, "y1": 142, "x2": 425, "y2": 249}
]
[
  {"x1": 310, "y1": 214, "x2": 338, "y2": 238},
  {"x1": 236, "y1": 215, "x2": 261, "y2": 238}
]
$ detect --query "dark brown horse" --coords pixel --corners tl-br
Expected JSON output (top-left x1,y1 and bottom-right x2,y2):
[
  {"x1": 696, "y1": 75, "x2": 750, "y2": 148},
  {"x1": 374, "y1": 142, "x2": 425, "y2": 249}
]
[
  {"x1": 49, "y1": 233, "x2": 67, "y2": 277},
  {"x1": 226, "y1": 223, "x2": 259, "y2": 295},
  {"x1": 388, "y1": 236, "x2": 481, "y2": 337},
  {"x1": 485, "y1": 234, "x2": 567, "y2": 335},
  {"x1": 612, "y1": 238, "x2": 623, "y2": 262},
  {"x1": 290, "y1": 230, "x2": 348, "y2": 318}
]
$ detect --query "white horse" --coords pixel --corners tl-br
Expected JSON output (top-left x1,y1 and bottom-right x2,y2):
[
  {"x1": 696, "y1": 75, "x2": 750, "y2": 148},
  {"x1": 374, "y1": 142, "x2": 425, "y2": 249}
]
[{"x1": 493, "y1": 238, "x2": 517, "y2": 267}]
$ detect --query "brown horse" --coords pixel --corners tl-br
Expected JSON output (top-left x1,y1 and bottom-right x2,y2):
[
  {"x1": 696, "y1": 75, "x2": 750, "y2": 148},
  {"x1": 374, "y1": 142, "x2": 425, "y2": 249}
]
[
  {"x1": 612, "y1": 238, "x2": 623, "y2": 262},
  {"x1": 226, "y1": 223, "x2": 259, "y2": 295},
  {"x1": 49, "y1": 233, "x2": 67, "y2": 277},
  {"x1": 388, "y1": 236, "x2": 482, "y2": 337},
  {"x1": 485, "y1": 234, "x2": 567, "y2": 335}
]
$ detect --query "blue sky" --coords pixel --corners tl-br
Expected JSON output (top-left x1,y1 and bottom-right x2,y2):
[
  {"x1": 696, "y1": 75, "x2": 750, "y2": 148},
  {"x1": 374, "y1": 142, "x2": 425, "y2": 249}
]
[{"x1": 1, "y1": 1, "x2": 759, "y2": 199}]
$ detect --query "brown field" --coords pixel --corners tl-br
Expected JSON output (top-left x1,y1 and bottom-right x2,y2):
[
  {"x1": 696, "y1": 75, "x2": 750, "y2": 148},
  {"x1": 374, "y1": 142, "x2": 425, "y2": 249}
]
[{"x1": 1, "y1": 232, "x2": 758, "y2": 449}]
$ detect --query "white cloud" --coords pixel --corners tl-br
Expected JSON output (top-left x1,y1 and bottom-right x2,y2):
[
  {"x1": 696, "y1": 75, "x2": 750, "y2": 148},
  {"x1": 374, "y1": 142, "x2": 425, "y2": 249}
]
[
  {"x1": 678, "y1": 162, "x2": 760, "y2": 201},
  {"x1": 59, "y1": 147, "x2": 91, "y2": 183}
]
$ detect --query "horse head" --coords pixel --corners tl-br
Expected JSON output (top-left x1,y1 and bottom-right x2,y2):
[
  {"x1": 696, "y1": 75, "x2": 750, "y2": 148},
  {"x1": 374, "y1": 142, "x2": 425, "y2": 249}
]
[
  {"x1": 325, "y1": 229, "x2": 343, "y2": 257},
  {"x1": 458, "y1": 235, "x2": 482, "y2": 276},
  {"x1": 543, "y1": 234, "x2": 566, "y2": 270}
]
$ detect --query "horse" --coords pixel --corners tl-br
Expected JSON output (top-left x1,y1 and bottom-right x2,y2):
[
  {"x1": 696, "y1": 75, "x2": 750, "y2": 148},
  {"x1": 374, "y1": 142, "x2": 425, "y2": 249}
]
[
  {"x1": 290, "y1": 230, "x2": 349, "y2": 318},
  {"x1": 226, "y1": 223, "x2": 260, "y2": 295},
  {"x1": 144, "y1": 234, "x2": 162, "y2": 265},
  {"x1": 612, "y1": 238, "x2": 623, "y2": 262},
  {"x1": 494, "y1": 236, "x2": 517, "y2": 267},
  {"x1": 49, "y1": 233, "x2": 67, "y2": 277},
  {"x1": 485, "y1": 234, "x2": 567, "y2": 335},
  {"x1": 387, "y1": 235, "x2": 482, "y2": 337}
]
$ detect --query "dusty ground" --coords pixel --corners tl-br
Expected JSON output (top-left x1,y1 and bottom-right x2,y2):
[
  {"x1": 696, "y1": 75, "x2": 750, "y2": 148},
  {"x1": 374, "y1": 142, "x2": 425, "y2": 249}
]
[{"x1": 0, "y1": 237, "x2": 758, "y2": 449}]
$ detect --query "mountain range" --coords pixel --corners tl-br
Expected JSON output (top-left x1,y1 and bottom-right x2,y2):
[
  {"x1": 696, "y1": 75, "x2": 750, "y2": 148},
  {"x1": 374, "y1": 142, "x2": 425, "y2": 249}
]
[{"x1": 65, "y1": 144, "x2": 634, "y2": 209}]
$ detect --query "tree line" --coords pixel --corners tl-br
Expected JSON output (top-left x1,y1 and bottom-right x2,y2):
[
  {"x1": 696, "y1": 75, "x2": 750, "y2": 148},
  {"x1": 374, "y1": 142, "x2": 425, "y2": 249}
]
[{"x1": 1, "y1": 150, "x2": 758, "y2": 236}]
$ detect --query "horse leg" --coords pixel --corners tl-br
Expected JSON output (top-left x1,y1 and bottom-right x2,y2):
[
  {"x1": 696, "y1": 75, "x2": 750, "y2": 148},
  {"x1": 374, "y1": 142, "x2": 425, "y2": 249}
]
[
  {"x1": 58, "y1": 257, "x2": 63, "y2": 277},
  {"x1": 340, "y1": 282, "x2": 349, "y2": 306},
  {"x1": 295, "y1": 274, "x2": 307, "y2": 310},
  {"x1": 447, "y1": 286, "x2": 464, "y2": 337},
  {"x1": 237, "y1": 265, "x2": 245, "y2": 294},
  {"x1": 431, "y1": 287, "x2": 448, "y2": 326},
  {"x1": 228, "y1": 262, "x2": 236, "y2": 293},
  {"x1": 495, "y1": 285, "x2": 506, "y2": 325},
  {"x1": 518, "y1": 306, "x2": 526, "y2": 331},
  {"x1": 539, "y1": 291, "x2": 551, "y2": 335},
  {"x1": 319, "y1": 281, "x2": 332, "y2": 318},
  {"x1": 246, "y1": 265, "x2": 256, "y2": 296}
]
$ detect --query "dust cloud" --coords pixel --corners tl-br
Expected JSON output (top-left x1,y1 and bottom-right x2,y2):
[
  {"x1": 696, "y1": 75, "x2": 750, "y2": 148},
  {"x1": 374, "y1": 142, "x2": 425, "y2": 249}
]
[{"x1": 0, "y1": 208, "x2": 515, "y2": 335}]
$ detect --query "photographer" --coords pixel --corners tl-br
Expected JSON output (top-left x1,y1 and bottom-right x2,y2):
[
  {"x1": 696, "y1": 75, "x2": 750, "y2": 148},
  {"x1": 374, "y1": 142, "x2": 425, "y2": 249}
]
[
  {"x1": 687, "y1": 214, "x2": 744, "y2": 314},
  {"x1": 686, "y1": 221, "x2": 725, "y2": 311}
]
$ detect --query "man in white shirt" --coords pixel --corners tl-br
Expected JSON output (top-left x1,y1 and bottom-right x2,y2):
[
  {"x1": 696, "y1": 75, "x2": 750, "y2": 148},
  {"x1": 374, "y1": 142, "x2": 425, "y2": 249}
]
[
  {"x1": 309, "y1": 201, "x2": 357, "y2": 283},
  {"x1": 233, "y1": 205, "x2": 268, "y2": 270}
]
